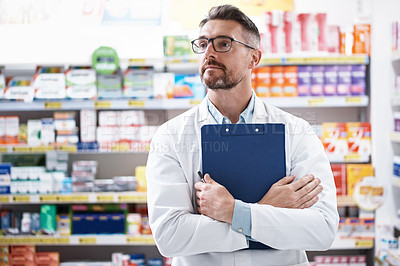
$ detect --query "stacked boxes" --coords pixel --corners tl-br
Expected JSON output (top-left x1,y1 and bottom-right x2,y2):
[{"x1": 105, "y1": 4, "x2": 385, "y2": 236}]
[
  {"x1": 72, "y1": 161, "x2": 97, "y2": 193},
  {"x1": 33, "y1": 66, "x2": 66, "y2": 99},
  {"x1": 321, "y1": 122, "x2": 371, "y2": 162},
  {"x1": 312, "y1": 255, "x2": 366, "y2": 265},
  {"x1": 252, "y1": 65, "x2": 366, "y2": 98}
]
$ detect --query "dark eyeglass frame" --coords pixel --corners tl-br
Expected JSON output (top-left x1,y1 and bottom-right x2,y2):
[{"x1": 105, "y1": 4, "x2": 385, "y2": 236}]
[{"x1": 191, "y1": 36, "x2": 256, "y2": 54}]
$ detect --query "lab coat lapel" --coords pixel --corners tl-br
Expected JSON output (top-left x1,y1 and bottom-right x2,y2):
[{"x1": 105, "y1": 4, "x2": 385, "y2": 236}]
[{"x1": 252, "y1": 96, "x2": 269, "y2": 123}]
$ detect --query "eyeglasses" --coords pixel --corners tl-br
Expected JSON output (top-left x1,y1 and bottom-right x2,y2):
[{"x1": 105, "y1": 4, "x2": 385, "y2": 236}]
[{"x1": 191, "y1": 36, "x2": 256, "y2": 54}]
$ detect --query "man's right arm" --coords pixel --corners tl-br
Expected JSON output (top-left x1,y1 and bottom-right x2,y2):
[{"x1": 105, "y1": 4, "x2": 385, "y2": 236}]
[{"x1": 146, "y1": 126, "x2": 248, "y2": 257}]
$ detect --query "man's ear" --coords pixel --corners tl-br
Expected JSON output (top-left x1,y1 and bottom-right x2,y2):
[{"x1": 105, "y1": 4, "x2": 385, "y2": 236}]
[{"x1": 249, "y1": 49, "x2": 262, "y2": 69}]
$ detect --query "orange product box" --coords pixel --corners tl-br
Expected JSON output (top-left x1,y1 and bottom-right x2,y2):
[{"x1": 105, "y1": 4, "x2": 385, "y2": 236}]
[
  {"x1": 0, "y1": 117, "x2": 5, "y2": 144},
  {"x1": 321, "y1": 123, "x2": 348, "y2": 155},
  {"x1": 353, "y1": 24, "x2": 371, "y2": 55},
  {"x1": 346, "y1": 122, "x2": 371, "y2": 156},
  {"x1": 270, "y1": 66, "x2": 284, "y2": 97},
  {"x1": 9, "y1": 246, "x2": 35, "y2": 255},
  {"x1": 36, "y1": 252, "x2": 59, "y2": 266},
  {"x1": 331, "y1": 164, "x2": 347, "y2": 196},
  {"x1": 346, "y1": 164, "x2": 374, "y2": 196},
  {"x1": 255, "y1": 66, "x2": 271, "y2": 97},
  {"x1": 9, "y1": 253, "x2": 35, "y2": 264},
  {"x1": 283, "y1": 66, "x2": 298, "y2": 97},
  {"x1": 5, "y1": 116, "x2": 19, "y2": 145}
]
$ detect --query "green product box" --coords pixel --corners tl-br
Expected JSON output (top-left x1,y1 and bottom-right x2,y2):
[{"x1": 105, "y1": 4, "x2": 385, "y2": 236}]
[
  {"x1": 40, "y1": 204, "x2": 57, "y2": 232},
  {"x1": 163, "y1": 36, "x2": 192, "y2": 56}
]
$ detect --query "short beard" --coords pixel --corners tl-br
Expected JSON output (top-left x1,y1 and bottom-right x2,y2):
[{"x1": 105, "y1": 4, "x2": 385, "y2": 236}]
[{"x1": 200, "y1": 60, "x2": 244, "y2": 91}]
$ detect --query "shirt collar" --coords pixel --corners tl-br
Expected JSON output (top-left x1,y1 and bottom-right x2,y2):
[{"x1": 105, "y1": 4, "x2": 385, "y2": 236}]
[{"x1": 207, "y1": 91, "x2": 255, "y2": 124}]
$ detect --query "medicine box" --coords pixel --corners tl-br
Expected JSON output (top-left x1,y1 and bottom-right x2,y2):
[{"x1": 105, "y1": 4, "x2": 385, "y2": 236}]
[
  {"x1": 331, "y1": 164, "x2": 347, "y2": 196},
  {"x1": 65, "y1": 67, "x2": 97, "y2": 99},
  {"x1": 163, "y1": 36, "x2": 191, "y2": 56},
  {"x1": 123, "y1": 66, "x2": 153, "y2": 98},
  {"x1": 33, "y1": 66, "x2": 66, "y2": 99},
  {"x1": 346, "y1": 164, "x2": 374, "y2": 196},
  {"x1": 173, "y1": 74, "x2": 205, "y2": 99},
  {"x1": 97, "y1": 69, "x2": 123, "y2": 99},
  {"x1": 4, "y1": 76, "x2": 35, "y2": 102},
  {"x1": 0, "y1": 163, "x2": 11, "y2": 194}
]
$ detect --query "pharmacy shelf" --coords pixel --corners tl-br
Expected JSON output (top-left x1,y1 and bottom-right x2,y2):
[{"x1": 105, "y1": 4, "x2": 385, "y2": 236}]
[
  {"x1": 0, "y1": 235, "x2": 155, "y2": 246},
  {"x1": 0, "y1": 144, "x2": 149, "y2": 154},
  {"x1": 0, "y1": 192, "x2": 147, "y2": 205},
  {"x1": 0, "y1": 234, "x2": 372, "y2": 249},
  {"x1": 0, "y1": 96, "x2": 369, "y2": 111},
  {"x1": 330, "y1": 237, "x2": 374, "y2": 250},
  {"x1": 260, "y1": 54, "x2": 369, "y2": 65},
  {"x1": 390, "y1": 132, "x2": 400, "y2": 142}
]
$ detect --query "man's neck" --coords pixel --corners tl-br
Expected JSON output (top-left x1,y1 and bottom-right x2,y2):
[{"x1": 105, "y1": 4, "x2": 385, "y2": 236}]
[{"x1": 208, "y1": 86, "x2": 253, "y2": 124}]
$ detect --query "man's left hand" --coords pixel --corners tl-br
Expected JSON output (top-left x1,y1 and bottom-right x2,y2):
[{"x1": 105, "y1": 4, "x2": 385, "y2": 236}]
[{"x1": 194, "y1": 174, "x2": 235, "y2": 224}]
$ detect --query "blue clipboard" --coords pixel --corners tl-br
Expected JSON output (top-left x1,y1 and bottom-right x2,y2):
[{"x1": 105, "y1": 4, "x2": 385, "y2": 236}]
[{"x1": 201, "y1": 123, "x2": 286, "y2": 250}]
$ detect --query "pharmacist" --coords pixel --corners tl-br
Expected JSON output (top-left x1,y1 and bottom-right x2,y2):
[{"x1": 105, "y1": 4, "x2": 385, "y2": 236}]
[{"x1": 146, "y1": 5, "x2": 339, "y2": 266}]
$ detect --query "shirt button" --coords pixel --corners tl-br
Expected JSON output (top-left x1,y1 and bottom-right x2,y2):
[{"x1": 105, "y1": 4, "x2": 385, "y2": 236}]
[{"x1": 238, "y1": 228, "x2": 243, "y2": 233}]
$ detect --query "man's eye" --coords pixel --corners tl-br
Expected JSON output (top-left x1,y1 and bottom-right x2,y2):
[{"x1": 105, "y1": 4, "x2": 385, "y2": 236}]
[{"x1": 199, "y1": 42, "x2": 207, "y2": 48}]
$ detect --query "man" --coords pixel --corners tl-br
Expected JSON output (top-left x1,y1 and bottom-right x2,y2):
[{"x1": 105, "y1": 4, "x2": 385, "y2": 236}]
[{"x1": 146, "y1": 5, "x2": 339, "y2": 266}]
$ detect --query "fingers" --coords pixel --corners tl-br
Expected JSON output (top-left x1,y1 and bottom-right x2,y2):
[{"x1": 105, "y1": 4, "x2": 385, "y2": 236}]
[
  {"x1": 204, "y1": 174, "x2": 213, "y2": 183},
  {"x1": 275, "y1": 175, "x2": 296, "y2": 186},
  {"x1": 290, "y1": 174, "x2": 315, "y2": 191},
  {"x1": 296, "y1": 181, "x2": 323, "y2": 208}
]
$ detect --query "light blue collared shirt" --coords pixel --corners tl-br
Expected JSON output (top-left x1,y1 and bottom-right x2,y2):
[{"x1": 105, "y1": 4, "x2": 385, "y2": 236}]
[{"x1": 206, "y1": 91, "x2": 255, "y2": 237}]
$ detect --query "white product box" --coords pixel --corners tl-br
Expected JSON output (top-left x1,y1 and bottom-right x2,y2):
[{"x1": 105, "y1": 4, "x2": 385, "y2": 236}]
[
  {"x1": 27, "y1": 119, "x2": 42, "y2": 147},
  {"x1": 41, "y1": 118, "x2": 55, "y2": 145},
  {"x1": 120, "y1": 110, "x2": 145, "y2": 126},
  {"x1": 80, "y1": 109, "x2": 97, "y2": 143},
  {"x1": 99, "y1": 111, "x2": 120, "y2": 126},
  {"x1": 65, "y1": 68, "x2": 97, "y2": 99},
  {"x1": 34, "y1": 73, "x2": 66, "y2": 99},
  {"x1": 0, "y1": 117, "x2": 5, "y2": 144}
]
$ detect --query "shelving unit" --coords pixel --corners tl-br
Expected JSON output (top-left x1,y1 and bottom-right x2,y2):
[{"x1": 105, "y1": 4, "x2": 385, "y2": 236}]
[{"x1": 0, "y1": 53, "x2": 372, "y2": 263}]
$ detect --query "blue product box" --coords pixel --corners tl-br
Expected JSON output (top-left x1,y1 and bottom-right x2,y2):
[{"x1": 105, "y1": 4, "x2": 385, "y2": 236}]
[
  {"x1": 0, "y1": 163, "x2": 11, "y2": 194},
  {"x1": 72, "y1": 213, "x2": 125, "y2": 234},
  {"x1": 174, "y1": 74, "x2": 205, "y2": 99},
  {"x1": 1, "y1": 210, "x2": 11, "y2": 230}
]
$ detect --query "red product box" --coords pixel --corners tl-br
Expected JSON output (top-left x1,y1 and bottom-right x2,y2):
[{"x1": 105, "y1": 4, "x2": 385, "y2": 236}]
[
  {"x1": 36, "y1": 252, "x2": 60, "y2": 266},
  {"x1": 327, "y1": 26, "x2": 340, "y2": 53},
  {"x1": 9, "y1": 253, "x2": 35, "y2": 264},
  {"x1": 331, "y1": 164, "x2": 347, "y2": 196}
]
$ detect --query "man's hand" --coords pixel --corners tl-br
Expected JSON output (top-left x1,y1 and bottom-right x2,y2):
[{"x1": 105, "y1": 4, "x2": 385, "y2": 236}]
[
  {"x1": 258, "y1": 174, "x2": 322, "y2": 209},
  {"x1": 194, "y1": 174, "x2": 235, "y2": 224}
]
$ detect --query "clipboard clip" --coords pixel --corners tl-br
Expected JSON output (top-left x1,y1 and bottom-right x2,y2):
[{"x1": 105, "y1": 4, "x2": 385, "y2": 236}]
[{"x1": 220, "y1": 124, "x2": 264, "y2": 136}]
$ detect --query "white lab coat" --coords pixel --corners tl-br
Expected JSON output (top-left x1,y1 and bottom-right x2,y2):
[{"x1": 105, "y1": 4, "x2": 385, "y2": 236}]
[{"x1": 146, "y1": 95, "x2": 339, "y2": 266}]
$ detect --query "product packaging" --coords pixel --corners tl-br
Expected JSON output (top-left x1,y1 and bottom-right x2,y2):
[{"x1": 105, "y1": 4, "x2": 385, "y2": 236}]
[
  {"x1": 315, "y1": 13, "x2": 328, "y2": 51},
  {"x1": 40, "y1": 205, "x2": 57, "y2": 232},
  {"x1": 5, "y1": 116, "x2": 19, "y2": 144},
  {"x1": 331, "y1": 164, "x2": 347, "y2": 196},
  {"x1": 153, "y1": 72, "x2": 175, "y2": 99},
  {"x1": 65, "y1": 67, "x2": 97, "y2": 99},
  {"x1": 0, "y1": 163, "x2": 11, "y2": 194},
  {"x1": 327, "y1": 25, "x2": 340, "y2": 53},
  {"x1": 340, "y1": 25, "x2": 354, "y2": 55},
  {"x1": 4, "y1": 76, "x2": 35, "y2": 102},
  {"x1": 270, "y1": 66, "x2": 284, "y2": 97},
  {"x1": 254, "y1": 66, "x2": 271, "y2": 97},
  {"x1": 163, "y1": 36, "x2": 192, "y2": 56},
  {"x1": 265, "y1": 11, "x2": 285, "y2": 53},
  {"x1": 346, "y1": 164, "x2": 374, "y2": 196},
  {"x1": 394, "y1": 112, "x2": 400, "y2": 132},
  {"x1": 297, "y1": 13, "x2": 312, "y2": 52},
  {"x1": 135, "y1": 166, "x2": 147, "y2": 192},
  {"x1": 310, "y1": 65, "x2": 324, "y2": 96},
  {"x1": 351, "y1": 65, "x2": 366, "y2": 95},
  {"x1": 283, "y1": 66, "x2": 298, "y2": 96},
  {"x1": 353, "y1": 24, "x2": 371, "y2": 55},
  {"x1": 297, "y1": 66, "x2": 312, "y2": 96},
  {"x1": 346, "y1": 122, "x2": 371, "y2": 159},
  {"x1": 123, "y1": 66, "x2": 153, "y2": 98},
  {"x1": 173, "y1": 74, "x2": 205, "y2": 99},
  {"x1": 321, "y1": 122, "x2": 348, "y2": 161},
  {"x1": 96, "y1": 68, "x2": 123, "y2": 98},
  {"x1": 80, "y1": 109, "x2": 97, "y2": 143},
  {"x1": 337, "y1": 65, "x2": 352, "y2": 95},
  {"x1": 0, "y1": 117, "x2": 4, "y2": 144},
  {"x1": 323, "y1": 65, "x2": 338, "y2": 96},
  {"x1": 33, "y1": 66, "x2": 66, "y2": 99}
]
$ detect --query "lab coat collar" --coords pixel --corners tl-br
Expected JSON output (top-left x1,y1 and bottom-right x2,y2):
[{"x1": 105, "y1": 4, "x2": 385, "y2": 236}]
[{"x1": 198, "y1": 93, "x2": 269, "y2": 124}]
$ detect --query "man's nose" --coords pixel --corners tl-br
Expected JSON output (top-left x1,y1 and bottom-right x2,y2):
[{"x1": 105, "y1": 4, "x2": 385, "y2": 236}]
[{"x1": 204, "y1": 40, "x2": 217, "y2": 56}]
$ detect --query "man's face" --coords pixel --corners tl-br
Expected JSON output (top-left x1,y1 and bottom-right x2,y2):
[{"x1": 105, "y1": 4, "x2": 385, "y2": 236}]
[{"x1": 198, "y1": 19, "x2": 253, "y2": 91}]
